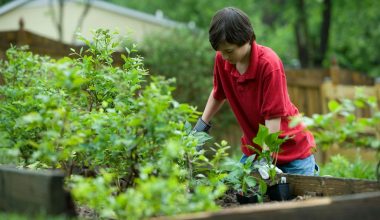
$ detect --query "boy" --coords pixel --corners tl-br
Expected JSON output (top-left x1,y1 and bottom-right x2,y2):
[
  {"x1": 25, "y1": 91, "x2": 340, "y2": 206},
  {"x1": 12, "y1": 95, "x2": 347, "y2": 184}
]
[{"x1": 194, "y1": 7, "x2": 318, "y2": 177}]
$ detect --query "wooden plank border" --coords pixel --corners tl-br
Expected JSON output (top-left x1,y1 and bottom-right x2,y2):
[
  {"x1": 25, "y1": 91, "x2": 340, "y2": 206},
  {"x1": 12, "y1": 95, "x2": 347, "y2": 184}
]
[
  {"x1": 160, "y1": 175, "x2": 380, "y2": 220},
  {"x1": 276, "y1": 173, "x2": 380, "y2": 197},
  {"x1": 173, "y1": 191, "x2": 380, "y2": 220},
  {"x1": 0, "y1": 166, "x2": 76, "y2": 216}
]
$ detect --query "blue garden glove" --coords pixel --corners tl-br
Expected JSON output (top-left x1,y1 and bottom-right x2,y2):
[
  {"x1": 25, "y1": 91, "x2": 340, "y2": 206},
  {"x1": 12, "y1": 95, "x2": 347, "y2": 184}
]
[
  {"x1": 193, "y1": 117, "x2": 211, "y2": 133},
  {"x1": 193, "y1": 117, "x2": 211, "y2": 151},
  {"x1": 252, "y1": 158, "x2": 283, "y2": 180}
]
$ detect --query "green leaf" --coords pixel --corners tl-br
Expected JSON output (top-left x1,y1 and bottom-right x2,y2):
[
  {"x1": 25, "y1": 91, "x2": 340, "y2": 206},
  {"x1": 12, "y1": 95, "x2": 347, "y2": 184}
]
[
  {"x1": 244, "y1": 176, "x2": 257, "y2": 188},
  {"x1": 253, "y1": 124, "x2": 269, "y2": 147},
  {"x1": 21, "y1": 112, "x2": 42, "y2": 123},
  {"x1": 328, "y1": 100, "x2": 341, "y2": 112}
]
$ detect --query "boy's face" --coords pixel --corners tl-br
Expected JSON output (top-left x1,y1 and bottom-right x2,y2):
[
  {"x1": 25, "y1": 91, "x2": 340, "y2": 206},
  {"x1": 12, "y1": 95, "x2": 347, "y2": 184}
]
[{"x1": 217, "y1": 41, "x2": 251, "y2": 64}]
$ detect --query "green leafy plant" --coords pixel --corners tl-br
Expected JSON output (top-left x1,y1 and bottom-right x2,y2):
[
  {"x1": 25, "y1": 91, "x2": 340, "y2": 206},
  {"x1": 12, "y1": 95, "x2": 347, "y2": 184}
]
[
  {"x1": 290, "y1": 92, "x2": 380, "y2": 179},
  {"x1": 252, "y1": 124, "x2": 287, "y2": 183},
  {"x1": 0, "y1": 29, "x2": 233, "y2": 219},
  {"x1": 190, "y1": 139, "x2": 230, "y2": 190},
  {"x1": 220, "y1": 125, "x2": 287, "y2": 203},
  {"x1": 320, "y1": 154, "x2": 376, "y2": 180},
  {"x1": 140, "y1": 28, "x2": 237, "y2": 144},
  {"x1": 293, "y1": 93, "x2": 380, "y2": 152},
  {"x1": 71, "y1": 140, "x2": 228, "y2": 219},
  {"x1": 223, "y1": 154, "x2": 267, "y2": 202}
]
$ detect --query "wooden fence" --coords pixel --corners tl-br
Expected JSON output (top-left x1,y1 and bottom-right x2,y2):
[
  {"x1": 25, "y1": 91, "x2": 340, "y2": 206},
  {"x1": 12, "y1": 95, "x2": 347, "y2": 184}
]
[
  {"x1": 286, "y1": 68, "x2": 328, "y2": 116},
  {"x1": 286, "y1": 65, "x2": 379, "y2": 117},
  {"x1": 320, "y1": 79, "x2": 380, "y2": 116},
  {"x1": 286, "y1": 66, "x2": 380, "y2": 164},
  {"x1": 0, "y1": 29, "x2": 125, "y2": 65},
  {"x1": 0, "y1": 30, "x2": 79, "y2": 59}
]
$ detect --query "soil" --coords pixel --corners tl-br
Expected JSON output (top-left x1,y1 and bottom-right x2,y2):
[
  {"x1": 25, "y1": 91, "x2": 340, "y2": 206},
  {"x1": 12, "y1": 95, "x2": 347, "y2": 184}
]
[
  {"x1": 76, "y1": 205, "x2": 98, "y2": 219},
  {"x1": 216, "y1": 189, "x2": 316, "y2": 208},
  {"x1": 215, "y1": 189, "x2": 241, "y2": 208},
  {"x1": 77, "y1": 190, "x2": 317, "y2": 219}
]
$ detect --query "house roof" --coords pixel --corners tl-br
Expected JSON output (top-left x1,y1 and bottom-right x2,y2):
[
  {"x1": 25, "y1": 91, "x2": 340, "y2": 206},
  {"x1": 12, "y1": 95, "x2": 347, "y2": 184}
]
[
  {"x1": 0, "y1": 0, "x2": 184, "y2": 28},
  {"x1": 0, "y1": 0, "x2": 30, "y2": 16}
]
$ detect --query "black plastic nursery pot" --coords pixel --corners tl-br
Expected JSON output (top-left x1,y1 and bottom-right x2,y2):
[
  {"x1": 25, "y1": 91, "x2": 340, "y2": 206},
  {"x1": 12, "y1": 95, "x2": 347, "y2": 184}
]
[
  {"x1": 236, "y1": 193, "x2": 259, "y2": 204},
  {"x1": 267, "y1": 183, "x2": 291, "y2": 201}
]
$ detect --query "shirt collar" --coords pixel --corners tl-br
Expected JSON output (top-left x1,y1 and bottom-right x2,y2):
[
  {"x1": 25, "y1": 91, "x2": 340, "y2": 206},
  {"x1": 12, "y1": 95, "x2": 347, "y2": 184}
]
[{"x1": 224, "y1": 41, "x2": 259, "y2": 82}]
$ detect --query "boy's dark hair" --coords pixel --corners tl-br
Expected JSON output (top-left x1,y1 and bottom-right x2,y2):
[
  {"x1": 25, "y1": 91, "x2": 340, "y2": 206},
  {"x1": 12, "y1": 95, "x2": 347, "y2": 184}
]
[{"x1": 209, "y1": 7, "x2": 256, "y2": 51}]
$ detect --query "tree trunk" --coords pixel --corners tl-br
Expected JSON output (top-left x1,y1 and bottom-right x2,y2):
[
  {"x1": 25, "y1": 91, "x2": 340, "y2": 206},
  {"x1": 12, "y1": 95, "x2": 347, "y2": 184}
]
[
  {"x1": 71, "y1": 0, "x2": 91, "y2": 44},
  {"x1": 294, "y1": 0, "x2": 310, "y2": 68},
  {"x1": 58, "y1": 0, "x2": 64, "y2": 42},
  {"x1": 49, "y1": 0, "x2": 64, "y2": 43},
  {"x1": 315, "y1": 0, "x2": 332, "y2": 66}
]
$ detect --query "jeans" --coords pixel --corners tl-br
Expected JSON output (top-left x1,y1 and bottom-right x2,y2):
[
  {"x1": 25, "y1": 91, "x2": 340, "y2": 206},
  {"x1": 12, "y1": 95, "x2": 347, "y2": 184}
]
[{"x1": 240, "y1": 154, "x2": 319, "y2": 176}]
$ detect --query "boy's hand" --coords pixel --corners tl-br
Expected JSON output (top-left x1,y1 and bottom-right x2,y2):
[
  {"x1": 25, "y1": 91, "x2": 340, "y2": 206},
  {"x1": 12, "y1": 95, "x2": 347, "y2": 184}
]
[
  {"x1": 193, "y1": 117, "x2": 211, "y2": 133},
  {"x1": 193, "y1": 118, "x2": 211, "y2": 151}
]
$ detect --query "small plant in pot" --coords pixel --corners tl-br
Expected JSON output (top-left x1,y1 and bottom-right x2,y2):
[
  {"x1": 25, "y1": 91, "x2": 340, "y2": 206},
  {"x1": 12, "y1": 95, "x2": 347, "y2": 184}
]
[
  {"x1": 223, "y1": 155, "x2": 267, "y2": 204},
  {"x1": 252, "y1": 124, "x2": 292, "y2": 201},
  {"x1": 266, "y1": 176, "x2": 291, "y2": 201}
]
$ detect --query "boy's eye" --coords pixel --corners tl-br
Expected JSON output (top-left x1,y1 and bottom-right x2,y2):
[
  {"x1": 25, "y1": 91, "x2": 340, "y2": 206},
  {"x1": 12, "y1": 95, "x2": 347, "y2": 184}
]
[{"x1": 226, "y1": 50, "x2": 233, "y2": 53}]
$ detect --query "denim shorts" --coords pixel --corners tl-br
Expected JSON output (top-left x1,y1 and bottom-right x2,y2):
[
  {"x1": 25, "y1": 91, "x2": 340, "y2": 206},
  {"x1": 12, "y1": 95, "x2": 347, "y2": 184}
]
[{"x1": 240, "y1": 154, "x2": 319, "y2": 176}]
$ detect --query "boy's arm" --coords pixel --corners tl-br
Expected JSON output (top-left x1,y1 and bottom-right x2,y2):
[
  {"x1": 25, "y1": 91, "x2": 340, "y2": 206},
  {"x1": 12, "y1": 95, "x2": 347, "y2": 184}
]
[
  {"x1": 265, "y1": 117, "x2": 281, "y2": 133},
  {"x1": 263, "y1": 117, "x2": 281, "y2": 151},
  {"x1": 201, "y1": 90, "x2": 225, "y2": 124}
]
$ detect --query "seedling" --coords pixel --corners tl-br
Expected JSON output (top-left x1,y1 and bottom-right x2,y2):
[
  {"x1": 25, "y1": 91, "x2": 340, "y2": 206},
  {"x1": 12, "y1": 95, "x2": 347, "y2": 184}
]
[
  {"x1": 250, "y1": 124, "x2": 292, "y2": 201},
  {"x1": 223, "y1": 154, "x2": 267, "y2": 203},
  {"x1": 252, "y1": 124, "x2": 288, "y2": 184}
]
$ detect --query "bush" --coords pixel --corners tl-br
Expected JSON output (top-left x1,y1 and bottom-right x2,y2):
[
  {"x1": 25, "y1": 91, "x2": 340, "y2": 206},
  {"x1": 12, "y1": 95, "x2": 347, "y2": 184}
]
[
  {"x1": 292, "y1": 93, "x2": 380, "y2": 152},
  {"x1": 320, "y1": 154, "x2": 376, "y2": 180},
  {"x1": 291, "y1": 93, "x2": 380, "y2": 179},
  {"x1": 141, "y1": 28, "x2": 213, "y2": 108},
  {"x1": 140, "y1": 28, "x2": 239, "y2": 146},
  {"x1": 0, "y1": 29, "x2": 230, "y2": 219}
]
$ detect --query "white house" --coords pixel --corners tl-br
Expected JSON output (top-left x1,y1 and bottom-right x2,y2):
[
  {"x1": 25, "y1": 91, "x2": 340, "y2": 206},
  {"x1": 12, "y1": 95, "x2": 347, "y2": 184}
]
[{"x1": 0, "y1": 0, "x2": 184, "y2": 44}]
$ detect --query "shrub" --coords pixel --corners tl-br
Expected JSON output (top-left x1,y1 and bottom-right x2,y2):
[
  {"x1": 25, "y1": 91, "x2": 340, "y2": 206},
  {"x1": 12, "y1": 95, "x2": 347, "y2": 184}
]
[
  {"x1": 0, "y1": 29, "x2": 230, "y2": 219},
  {"x1": 140, "y1": 28, "x2": 238, "y2": 145},
  {"x1": 292, "y1": 93, "x2": 380, "y2": 152},
  {"x1": 320, "y1": 154, "x2": 376, "y2": 180}
]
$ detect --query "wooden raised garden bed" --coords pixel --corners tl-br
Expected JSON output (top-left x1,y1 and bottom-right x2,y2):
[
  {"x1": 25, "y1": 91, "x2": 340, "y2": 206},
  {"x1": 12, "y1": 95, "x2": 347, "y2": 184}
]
[
  {"x1": 0, "y1": 166, "x2": 76, "y2": 216},
  {"x1": 1, "y1": 166, "x2": 379, "y2": 219},
  {"x1": 173, "y1": 173, "x2": 380, "y2": 220}
]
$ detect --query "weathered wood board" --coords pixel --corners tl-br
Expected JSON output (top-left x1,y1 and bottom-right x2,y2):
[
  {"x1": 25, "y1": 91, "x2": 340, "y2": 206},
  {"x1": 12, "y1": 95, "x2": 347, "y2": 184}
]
[
  {"x1": 276, "y1": 173, "x2": 380, "y2": 196},
  {"x1": 169, "y1": 174, "x2": 380, "y2": 220},
  {"x1": 0, "y1": 166, "x2": 76, "y2": 216},
  {"x1": 175, "y1": 191, "x2": 380, "y2": 220}
]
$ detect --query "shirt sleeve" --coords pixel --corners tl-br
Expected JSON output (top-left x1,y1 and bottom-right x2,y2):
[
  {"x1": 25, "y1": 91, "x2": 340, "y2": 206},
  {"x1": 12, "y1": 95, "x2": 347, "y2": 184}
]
[
  {"x1": 212, "y1": 54, "x2": 226, "y2": 100},
  {"x1": 260, "y1": 69, "x2": 289, "y2": 119}
]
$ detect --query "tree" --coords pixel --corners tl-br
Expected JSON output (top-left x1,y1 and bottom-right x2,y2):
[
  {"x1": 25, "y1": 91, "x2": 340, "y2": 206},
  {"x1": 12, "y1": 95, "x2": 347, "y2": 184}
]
[
  {"x1": 0, "y1": 0, "x2": 12, "y2": 6},
  {"x1": 106, "y1": 0, "x2": 379, "y2": 75},
  {"x1": 48, "y1": 0, "x2": 92, "y2": 44},
  {"x1": 49, "y1": 0, "x2": 64, "y2": 42},
  {"x1": 330, "y1": 0, "x2": 380, "y2": 76},
  {"x1": 294, "y1": 0, "x2": 332, "y2": 68},
  {"x1": 71, "y1": 0, "x2": 91, "y2": 43}
]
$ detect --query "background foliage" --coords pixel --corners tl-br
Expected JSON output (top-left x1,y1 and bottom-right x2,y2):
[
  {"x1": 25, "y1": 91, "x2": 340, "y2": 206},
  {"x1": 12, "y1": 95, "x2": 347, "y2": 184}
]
[
  {"x1": 140, "y1": 28, "x2": 237, "y2": 141},
  {"x1": 107, "y1": 0, "x2": 380, "y2": 147},
  {"x1": 108, "y1": 0, "x2": 380, "y2": 76},
  {"x1": 320, "y1": 154, "x2": 376, "y2": 180}
]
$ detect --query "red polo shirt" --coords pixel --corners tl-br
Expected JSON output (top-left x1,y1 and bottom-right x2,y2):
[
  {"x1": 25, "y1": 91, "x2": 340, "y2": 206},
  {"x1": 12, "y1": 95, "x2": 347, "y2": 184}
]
[{"x1": 212, "y1": 41, "x2": 315, "y2": 165}]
